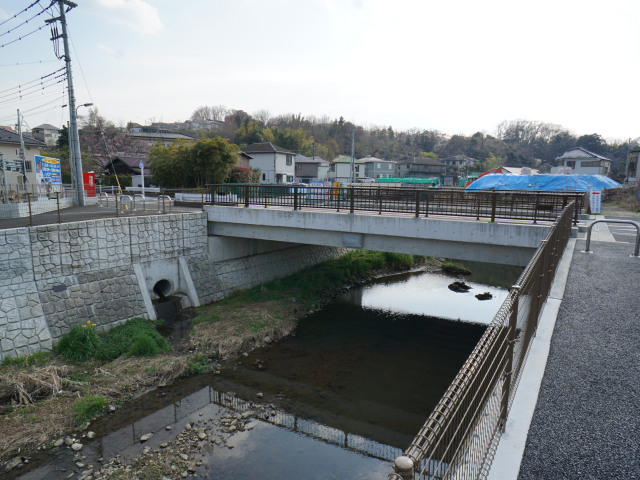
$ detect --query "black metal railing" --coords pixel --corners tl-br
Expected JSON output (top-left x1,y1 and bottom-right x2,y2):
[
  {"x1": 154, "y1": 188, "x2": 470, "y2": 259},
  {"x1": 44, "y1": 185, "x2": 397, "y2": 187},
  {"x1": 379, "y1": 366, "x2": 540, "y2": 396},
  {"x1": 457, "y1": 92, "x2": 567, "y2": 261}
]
[
  {"x1": 387, "y1": 202, "x2": 575, "y2": 480},
  {"x1": 207, "y1": 184, "x2": 584, "y2": 224}
]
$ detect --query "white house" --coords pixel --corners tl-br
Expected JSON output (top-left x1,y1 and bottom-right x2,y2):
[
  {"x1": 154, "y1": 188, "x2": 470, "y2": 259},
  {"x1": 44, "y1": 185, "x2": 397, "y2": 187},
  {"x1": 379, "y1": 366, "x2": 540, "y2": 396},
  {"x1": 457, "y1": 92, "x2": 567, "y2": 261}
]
[
  {"x1": 555, "y1": 147, "x2": 611, "y2": 175},
  {"x1": 241, "y1": 142, "x2": 295, "y2": 183},
  {"x1": 0, "y1": 127, "x2": 45, "y2": 192},
  {"x1": 31, "y1": 124, "x2": 61, "y2": 149},
  {"x1": 328, "y1": 155, "x2": 366, "y2": 182}
]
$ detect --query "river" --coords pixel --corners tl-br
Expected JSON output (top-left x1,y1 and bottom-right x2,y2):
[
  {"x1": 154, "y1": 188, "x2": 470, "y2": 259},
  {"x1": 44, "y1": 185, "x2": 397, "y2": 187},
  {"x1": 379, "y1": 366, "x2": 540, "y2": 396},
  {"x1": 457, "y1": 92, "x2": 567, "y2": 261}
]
[{"x1": 15, "y1": 261, "x2": 521, "y2": 480}]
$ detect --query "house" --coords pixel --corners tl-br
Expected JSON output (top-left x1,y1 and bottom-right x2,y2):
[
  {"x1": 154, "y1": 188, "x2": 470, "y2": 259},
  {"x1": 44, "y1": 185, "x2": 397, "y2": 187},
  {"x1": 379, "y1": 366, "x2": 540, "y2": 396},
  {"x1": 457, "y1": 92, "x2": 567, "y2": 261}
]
[
  {"x1": 0, "y1": 127, "x2": 45, "y2": 192},
  {"x1": 396, "y1": 157, "x2": 446, "y2": 178},
  {"x1": 327, "y1": 155, "x2": 366, "y2": 182},
  {"x1": 127, "y1": 125, "x2": 196, "y2": 147},
  {"x1": 360, "y1": 156, "x2": 397, "y2": 179},
  {"x1": 241, "y1": 142, "x2": 295, "y2": 183},
  {"x1": 555, "y1": 147, "x2": 611, "y2": 175},
  {"x1": 440, "y1": 155, "x2": 477, "y2": 175},
  {"x1": 294, "y1": 154, "x2": 329, "y2": 182},
  {"x1": 626, "y1": 147, "x2": 640, "y2": 182},
  {"x1": 31, "y1": 124, "x2": 61, "y2": 149}
]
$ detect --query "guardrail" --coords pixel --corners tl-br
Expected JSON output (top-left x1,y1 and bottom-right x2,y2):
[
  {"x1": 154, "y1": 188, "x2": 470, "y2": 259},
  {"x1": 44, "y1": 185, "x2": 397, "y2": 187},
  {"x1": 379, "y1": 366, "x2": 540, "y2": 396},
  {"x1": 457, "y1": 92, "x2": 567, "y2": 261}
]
[
  {"x1": 207, "y1": 184, "x2": 584, "y2": 224},
  {"x1": 387, "y1": 202, "x2": 575, "y2": 480},
  {"x1": 583, "y1": 219, "x2": 640, "y2": 257}
]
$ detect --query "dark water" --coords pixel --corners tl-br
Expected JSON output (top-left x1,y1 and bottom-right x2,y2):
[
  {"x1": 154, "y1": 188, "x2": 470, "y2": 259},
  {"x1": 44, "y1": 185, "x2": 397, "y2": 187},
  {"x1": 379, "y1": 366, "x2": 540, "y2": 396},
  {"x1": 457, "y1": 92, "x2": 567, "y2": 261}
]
[{"x1": 13, "y1": 264, "x2": 513, "y2": 480}]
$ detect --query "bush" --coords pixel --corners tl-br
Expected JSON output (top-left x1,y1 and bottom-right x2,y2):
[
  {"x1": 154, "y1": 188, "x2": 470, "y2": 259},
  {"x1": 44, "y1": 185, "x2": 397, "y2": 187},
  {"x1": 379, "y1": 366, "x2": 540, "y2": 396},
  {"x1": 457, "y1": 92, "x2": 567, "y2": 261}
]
[
  {"x1": 55, "y1": 318, "x2": 169, "y2": 363},
  {"x1": 441, "y1": 262, "x2": 472, "y2": 275},
  {"x1": 54, "y1": 321, "x2": 102, "y2": 362},
  {"x1": 188, "y1": 353, "x2": 212, "y2": 375},
  {"x1": 73, "y1": 394, "x2": 105, "y2": 423}
]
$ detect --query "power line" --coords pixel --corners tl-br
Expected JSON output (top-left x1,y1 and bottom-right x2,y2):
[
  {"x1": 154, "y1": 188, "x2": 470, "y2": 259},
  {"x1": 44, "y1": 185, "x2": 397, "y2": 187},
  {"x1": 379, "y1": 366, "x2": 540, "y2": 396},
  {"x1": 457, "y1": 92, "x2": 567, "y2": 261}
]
[
  {"x1": 0, "y1": 59, "x2": 60, "y2": 68},
  {"x1": 0, "y1": 23, "x2": 49, "y2": 49},
  {"x1": 0, "y1": 0, "x2": 43, "y2": 28},
  {"x1": 0, "y1": 74, "x2": 66, "y2": 104},
  {"x1": 0, "y1": 67, "x2": 65, "y2": 95},
  {"x1": 0, "y1": 1, "x2": 53, "y2": 39}
]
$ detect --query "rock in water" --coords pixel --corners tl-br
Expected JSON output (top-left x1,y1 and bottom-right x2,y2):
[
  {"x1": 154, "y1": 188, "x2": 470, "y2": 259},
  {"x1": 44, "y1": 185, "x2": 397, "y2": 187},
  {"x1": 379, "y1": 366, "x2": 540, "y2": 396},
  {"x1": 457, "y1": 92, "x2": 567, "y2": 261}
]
[
  {"x1": 475, "y1": 292, "x2": 493, "y2": 300},
  {"x1": 448, "y1": 281, "x2": 472, "y2": 293}
]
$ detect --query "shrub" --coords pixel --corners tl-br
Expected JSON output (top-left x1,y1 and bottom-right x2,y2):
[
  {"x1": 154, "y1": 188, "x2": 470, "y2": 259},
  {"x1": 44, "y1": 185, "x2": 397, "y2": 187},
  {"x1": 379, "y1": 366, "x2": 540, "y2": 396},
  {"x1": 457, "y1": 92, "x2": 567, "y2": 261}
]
[
  {"x1": 96, "y1": 318, "x2": 169, "y2": 361},
  {"x1": 441, "y1": 262, "x2": 472, "y2": 275},
  {"x1": 188, "y1": 353, "x2": 212, "y2": 375},
  {"x1": 54, "y1": 321, "x2": 102, "y2": 362},
  {"x1": 128, "y1": 333, "x2": 165, "y2": 357},
  {"x1": 73, "y1": 394, "x2": 105, "y2": 423}
]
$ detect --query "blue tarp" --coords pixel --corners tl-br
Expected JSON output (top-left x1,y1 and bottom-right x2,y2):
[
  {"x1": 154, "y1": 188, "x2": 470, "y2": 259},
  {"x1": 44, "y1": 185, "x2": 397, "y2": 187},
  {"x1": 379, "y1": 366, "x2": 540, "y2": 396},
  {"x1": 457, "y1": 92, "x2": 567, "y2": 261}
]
[{"x1": 466, "y1": 174, "x2": 621, "y2": 192}]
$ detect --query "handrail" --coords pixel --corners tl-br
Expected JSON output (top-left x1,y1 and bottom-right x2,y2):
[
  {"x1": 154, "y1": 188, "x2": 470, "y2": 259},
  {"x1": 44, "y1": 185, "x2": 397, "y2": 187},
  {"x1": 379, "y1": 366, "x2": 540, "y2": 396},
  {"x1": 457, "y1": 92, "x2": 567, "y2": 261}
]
[{"x1": 583, "y1": 219, "x2": 640, "y2": 257}]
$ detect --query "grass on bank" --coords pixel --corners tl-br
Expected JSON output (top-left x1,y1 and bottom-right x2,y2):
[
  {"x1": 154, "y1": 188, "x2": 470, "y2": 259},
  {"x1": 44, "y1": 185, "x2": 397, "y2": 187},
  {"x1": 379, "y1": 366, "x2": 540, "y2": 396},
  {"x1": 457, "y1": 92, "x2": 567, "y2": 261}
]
[{"x1": 54, "y1": 318, "x2": 170, "y2": 363}]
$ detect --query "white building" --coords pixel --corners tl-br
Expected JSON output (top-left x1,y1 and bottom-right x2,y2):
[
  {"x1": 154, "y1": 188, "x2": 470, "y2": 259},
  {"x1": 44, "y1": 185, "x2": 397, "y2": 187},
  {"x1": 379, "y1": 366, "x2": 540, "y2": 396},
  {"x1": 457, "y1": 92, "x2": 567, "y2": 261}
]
[
  {"x1": 555, "y1": 147, "x2": 611, "y2": 175},
  {"x1": 241, "y1": 142, "x2": 295, "y2": 183},
  {"x1": 360, "y1": 156, "x2": 397, "y2": 179},
  {"x1": 31, "y1": 124, "x2": 60, "y2": 149},
  {"x1": 328, "y1": 155, "x2": 366, "y2": 182}
]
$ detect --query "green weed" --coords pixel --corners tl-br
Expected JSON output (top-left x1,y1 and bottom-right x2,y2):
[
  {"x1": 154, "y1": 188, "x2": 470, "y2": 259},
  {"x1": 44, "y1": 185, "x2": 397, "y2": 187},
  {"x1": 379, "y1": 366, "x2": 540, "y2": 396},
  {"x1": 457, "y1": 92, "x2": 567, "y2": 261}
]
[
  {"x1": 441, "y1": 262, "x2": 472, "y2": 275},
  {"x1": 187, "y1": 353, "x2": 212, "y2": 375},
  {"x1": 1, "y1": 351, "x2": 51, "y2": 368},
  {"x1": 73, "y1": 394, "x2": 105, "y2": 423}
]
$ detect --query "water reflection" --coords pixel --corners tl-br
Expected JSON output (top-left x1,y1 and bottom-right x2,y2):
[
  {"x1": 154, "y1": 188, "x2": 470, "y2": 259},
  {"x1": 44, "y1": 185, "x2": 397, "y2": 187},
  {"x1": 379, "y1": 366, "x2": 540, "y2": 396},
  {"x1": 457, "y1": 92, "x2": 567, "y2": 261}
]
[{"x1": 340, "y1": 269, "x2": 513, "y2": 324}]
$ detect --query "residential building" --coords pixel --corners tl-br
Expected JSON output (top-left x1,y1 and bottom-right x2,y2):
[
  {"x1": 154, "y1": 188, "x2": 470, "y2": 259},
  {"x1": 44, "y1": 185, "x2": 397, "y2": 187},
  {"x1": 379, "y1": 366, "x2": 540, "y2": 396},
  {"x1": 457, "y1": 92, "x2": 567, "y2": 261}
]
[
  {"x1": 327, "y1": 155, "x2": 366, "y2": 182},
  {"x1": 396, "y1": 157, "x2": 446, "y2": 178},
  {"x1": 0, "y1": 127, "x2": 45, "y2": 192},
  {"x1": 555, "y1": 147, "x2": 611, "y2": 175},
  {"x1": 626, "y1": 147, "x2": 640, "y2": 182},
  {"x1": 294, "y1": 154, "x2": 329, "y2": 182},
  {"x1": 127, "y1": 125, "x2": 196, "y2": 147},
  {"x1": 237, "y1": 151, "x2": 252, "y2": 170},
  {"x1": 31, "y1": 124, "x2": 61, "y2": 149},
  {"x1": 360, "y1": 156, "x2": 396, "y2": 179},
  {"x1": 241, "y1": 142, "x2": 295, "y2": 183},
  {"x1": 440, "y1": 155, "x2": 477, "y2": 175}
]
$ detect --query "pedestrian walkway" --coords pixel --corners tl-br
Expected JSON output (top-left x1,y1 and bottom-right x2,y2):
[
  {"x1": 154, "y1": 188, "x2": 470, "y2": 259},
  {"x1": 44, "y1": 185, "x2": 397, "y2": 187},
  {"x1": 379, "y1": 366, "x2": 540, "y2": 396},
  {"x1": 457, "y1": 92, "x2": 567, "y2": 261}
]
[{"x1": 489, "y1": 217, "x2": 640, "y2": 479}]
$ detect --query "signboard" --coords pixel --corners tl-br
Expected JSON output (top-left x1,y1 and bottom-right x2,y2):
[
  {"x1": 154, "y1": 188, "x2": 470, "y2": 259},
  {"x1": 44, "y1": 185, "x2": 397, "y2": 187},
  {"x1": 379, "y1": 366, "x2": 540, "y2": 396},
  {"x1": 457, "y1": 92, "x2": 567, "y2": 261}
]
[
  {"x1": 589, "y1": 189, "x2": 602, "y2": 214},
  {"x1": 83, "y1": 172, "x2": 96, "y2": 197},
  {"x1": 35, "y1": 155, "x2": 62, "y2": 194}
]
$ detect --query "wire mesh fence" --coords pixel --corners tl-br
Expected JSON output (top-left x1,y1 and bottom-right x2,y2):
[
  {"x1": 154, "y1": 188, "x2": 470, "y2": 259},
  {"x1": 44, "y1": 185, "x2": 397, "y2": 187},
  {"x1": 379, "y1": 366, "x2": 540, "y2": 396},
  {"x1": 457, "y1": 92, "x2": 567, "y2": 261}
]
[
  {"x1": 207, "y1": 184, "x2": 585, "y2": 224},
  {"x1": 0, "y1": 185, "x2": 207, "y2": 229},
  {"x1": 386, "y1": 202, "x2": 575, "y2": 480}
]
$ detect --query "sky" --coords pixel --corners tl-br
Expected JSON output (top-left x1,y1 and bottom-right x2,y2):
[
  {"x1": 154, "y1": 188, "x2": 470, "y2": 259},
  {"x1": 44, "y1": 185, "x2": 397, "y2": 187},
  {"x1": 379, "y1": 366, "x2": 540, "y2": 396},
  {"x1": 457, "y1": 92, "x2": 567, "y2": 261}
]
[{"x1": 1, "y1": 0, "x2": 639, "y2": 141}]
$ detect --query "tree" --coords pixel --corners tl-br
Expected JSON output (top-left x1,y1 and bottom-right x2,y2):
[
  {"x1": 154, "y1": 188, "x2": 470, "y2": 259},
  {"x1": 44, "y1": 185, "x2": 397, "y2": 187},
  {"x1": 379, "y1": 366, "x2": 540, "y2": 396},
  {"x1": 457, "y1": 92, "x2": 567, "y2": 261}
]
[
  {"x1": 149, "y1": 137, "x2": 239, "y2": 188},
  {"x1": 484, "y1": 153, "x2": 506, "y2": 170},
  {"x1": 227, "y1": 166, "x2": 260, "y2": 183},
  {"x1": 191, "y1": 105, "x2": 228, "y2": 123},
  {"x1": 576, "y1": 134, "x2": 605, "y2": 155},
  {"x1": 56, "y1": 125, "x2": 69, "y2": 149}
]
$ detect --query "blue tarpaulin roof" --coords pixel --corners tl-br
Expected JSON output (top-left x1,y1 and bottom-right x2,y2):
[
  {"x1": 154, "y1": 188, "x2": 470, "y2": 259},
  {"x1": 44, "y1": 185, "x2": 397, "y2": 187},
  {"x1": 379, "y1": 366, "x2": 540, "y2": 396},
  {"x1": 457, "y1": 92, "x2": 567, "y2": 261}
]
[{"x1": 466, "y1": 174, "x2": 621, "y2": 192}]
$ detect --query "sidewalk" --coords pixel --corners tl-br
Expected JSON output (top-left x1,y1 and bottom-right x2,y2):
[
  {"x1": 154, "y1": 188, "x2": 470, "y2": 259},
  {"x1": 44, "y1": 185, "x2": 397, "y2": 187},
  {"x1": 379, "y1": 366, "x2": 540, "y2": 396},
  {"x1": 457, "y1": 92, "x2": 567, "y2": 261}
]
[{"x1": 489, "y1": 218, "x2": 640, "y2": 479}]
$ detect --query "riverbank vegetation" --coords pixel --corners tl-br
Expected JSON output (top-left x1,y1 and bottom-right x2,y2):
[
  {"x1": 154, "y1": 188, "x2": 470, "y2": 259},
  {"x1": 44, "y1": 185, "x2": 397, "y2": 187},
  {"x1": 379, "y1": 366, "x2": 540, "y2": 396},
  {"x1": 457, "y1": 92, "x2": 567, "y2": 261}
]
[{"x1": 0, "y1": 250, "x2": 438, "y2": 468}]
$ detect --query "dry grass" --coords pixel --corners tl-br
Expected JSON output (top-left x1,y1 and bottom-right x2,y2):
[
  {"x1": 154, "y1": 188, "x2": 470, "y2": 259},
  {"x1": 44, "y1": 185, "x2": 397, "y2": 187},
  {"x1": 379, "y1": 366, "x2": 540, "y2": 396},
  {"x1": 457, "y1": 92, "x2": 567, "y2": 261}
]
[
  {"x1": 188, "y1": 300, "x2": 298, "y2": 358},
  {"x1": 0, "y1": 363, "x2": 70, "y2": 406},
  {"x1": 603, "y1": 187, "x2": 640, "y2": 212}
]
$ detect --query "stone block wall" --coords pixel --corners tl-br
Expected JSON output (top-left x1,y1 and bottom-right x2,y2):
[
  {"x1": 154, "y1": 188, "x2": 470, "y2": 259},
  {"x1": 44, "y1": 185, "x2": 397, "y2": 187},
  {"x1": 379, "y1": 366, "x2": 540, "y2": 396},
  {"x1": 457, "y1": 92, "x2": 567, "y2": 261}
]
[
  {"x1": 189, "y1": 245, "x2": 350, "y2": 304},
  {"x1": 0, "y1": 209, "x2": 346, "y2": 361}
]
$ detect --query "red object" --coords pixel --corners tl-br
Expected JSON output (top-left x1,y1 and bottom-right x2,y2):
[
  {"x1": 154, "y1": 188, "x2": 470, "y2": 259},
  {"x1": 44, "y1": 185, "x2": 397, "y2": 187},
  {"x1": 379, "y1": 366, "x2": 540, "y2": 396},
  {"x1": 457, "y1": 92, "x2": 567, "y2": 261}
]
[{"x1": 83, "y1": 172, "x2": 96, "y2": 197}]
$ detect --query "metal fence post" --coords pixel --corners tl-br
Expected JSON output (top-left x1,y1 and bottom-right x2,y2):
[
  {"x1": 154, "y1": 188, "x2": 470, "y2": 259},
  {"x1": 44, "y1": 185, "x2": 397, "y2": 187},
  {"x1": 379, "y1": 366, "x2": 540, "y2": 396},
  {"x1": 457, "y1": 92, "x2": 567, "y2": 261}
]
[
  {"x1": 424, "y1": 192, "x2": 429, "y2": 218},
  {"x1": 115, "y1": 193, "x2": 119, "y2": 217},
  {"x1": 349, "y1": 187, "x2": 354, "y2": 214},
  {"x1": 293, "y1": 186, "x2": 299, "y2": 211},
  {"x1": 162, "y1": 188, "x2": 166, "y2": 214},
  {"x1": 244, "y1": 185, "x2": 250, "y2": 208},
  {"x1": 378, "y1": 188, "x2": 382, "y2": 215},
  {"x1": 56, "y1": 191, "x2": 61, "y2": 224},
  {"x1": 394, "y1": 456, "x2": 415, "y2": 480},
  {"x1": 491, "y1": 191, "x2": 497, "y2": 222},
  {"x1": 27, "y1": 193, "x2": 33, "y2": 226},
  {"x1": 415, "y1": 190, "x2": 420, "y2": 218},
  {"x1": 501, "y1": 287, "x2": 519, "y2": 430}
]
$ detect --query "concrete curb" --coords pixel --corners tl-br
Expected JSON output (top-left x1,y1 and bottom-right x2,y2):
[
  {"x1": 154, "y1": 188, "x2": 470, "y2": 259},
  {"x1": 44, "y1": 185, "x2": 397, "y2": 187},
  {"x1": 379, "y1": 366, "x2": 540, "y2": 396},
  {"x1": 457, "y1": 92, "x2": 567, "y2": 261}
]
[{"x1": 487, "y1": 237, "x2": 577, "y2": 480}]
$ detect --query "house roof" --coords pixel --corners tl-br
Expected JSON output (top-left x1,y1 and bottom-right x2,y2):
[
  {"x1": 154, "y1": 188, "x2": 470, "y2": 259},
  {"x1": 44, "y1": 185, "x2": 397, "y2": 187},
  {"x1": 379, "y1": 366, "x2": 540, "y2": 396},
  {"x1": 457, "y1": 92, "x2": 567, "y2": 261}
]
[
  {"x1": 33, "y1": 124, "x2": 60, "y2": 131},
  {"x1": 128, "y1": 131, "x2": 195, "y2": 141},
  {"x1": 360, "y1": 156, "x2": 396, "y2": 164},
  {"x1": 440, "y1": 155, "x2": 477, "y2": 164},
  {"x1": 241, "y1": 142, "x2": 294, "y2": 155},
  {"x1": 295, "y1": 154, "x2": 328, "y2": 165},
  {"x1": 0, "y1": 127, "x2": 44, "y2": 147},
  {"x1": 332, "y1": 155, "x2": 364, "y2": 164},
  {"x1": 102, "y1": 155, "x2": 149, "y2": 174},
  {"x1": 398, "y1": 157, "x2": 445, "y2": 166},
  {"x1": 555, "y1": 147, "x2": 611, "y2": 163}
]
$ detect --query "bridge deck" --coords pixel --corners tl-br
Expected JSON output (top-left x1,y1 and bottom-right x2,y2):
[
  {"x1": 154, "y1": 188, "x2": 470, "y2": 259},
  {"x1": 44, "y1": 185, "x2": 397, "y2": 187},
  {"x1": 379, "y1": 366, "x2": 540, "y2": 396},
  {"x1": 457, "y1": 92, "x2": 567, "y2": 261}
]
[{"x1": 517, "y1": 237, "x2": 640, "y2": 479}]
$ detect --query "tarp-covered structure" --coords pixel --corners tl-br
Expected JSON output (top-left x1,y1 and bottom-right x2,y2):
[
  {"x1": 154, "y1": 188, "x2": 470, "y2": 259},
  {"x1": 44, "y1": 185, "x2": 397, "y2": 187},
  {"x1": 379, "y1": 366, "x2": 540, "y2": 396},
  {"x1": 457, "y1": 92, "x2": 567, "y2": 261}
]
[{"x1": 466, "y1": 174, "x2": 621, "y2": 192}]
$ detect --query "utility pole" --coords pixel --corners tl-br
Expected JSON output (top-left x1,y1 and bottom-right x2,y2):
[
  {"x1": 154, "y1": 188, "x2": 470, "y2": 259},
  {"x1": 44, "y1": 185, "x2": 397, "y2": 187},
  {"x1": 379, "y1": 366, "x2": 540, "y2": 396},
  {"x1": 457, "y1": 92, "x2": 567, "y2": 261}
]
[
  {"x1": 1, "y1": 155, "x2": 7, "y2": 204},
  {"x1": 350, "y1": 130, "x2": 355, "y2": 184},
  {"x1": 47, "y1": 1, "x2": 84, "y2": 205},
  {"x1": 16, "y1": 110, "x2": 27, "y2": 189}
]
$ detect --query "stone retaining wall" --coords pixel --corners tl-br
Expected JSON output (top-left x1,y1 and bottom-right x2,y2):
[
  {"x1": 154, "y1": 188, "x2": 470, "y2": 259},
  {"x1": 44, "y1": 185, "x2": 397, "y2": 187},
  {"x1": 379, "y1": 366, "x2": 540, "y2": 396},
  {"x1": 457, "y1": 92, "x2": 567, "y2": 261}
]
[{"x1": 0, "y1": 212, "x2": 347, "y2": 361}]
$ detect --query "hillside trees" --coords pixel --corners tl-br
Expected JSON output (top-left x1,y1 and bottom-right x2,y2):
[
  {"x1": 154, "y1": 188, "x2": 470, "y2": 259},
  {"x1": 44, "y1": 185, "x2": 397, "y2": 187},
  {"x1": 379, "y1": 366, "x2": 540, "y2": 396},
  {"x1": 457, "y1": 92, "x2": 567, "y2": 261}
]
[{"x1": 149, "y1": 137, "x2": 239, "y2": 188}]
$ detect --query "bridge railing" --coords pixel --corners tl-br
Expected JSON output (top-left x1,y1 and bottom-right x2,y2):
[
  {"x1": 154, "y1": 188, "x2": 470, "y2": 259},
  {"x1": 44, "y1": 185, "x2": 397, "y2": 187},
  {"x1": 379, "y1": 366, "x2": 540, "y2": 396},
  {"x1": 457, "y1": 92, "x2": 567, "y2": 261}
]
[
  {"x1": 207, "y1": 184, "x2": 584, "y2": 224},
  {"x1": 388, "y1": 202, "x2": 575, "y2": 480}
]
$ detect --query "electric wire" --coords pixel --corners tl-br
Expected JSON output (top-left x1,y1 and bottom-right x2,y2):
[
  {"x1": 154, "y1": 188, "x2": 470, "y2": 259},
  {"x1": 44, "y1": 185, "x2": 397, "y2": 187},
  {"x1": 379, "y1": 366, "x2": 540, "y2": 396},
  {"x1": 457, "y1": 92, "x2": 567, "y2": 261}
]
[
  {"x1": 0, "y1": 0, "x2": 43, "y2": 29},
  {"x1": 0, "y1": 67, "x2": 66, "y2": 95},
  {"x1": 0, "y1": 1, "x2": 53, "y2": 39},
  {"x1": 0, "y1": 59, "x2": 60, "y2": 68},
  {"x1": 0, "y1": 75, "x2": 67, "y2": 104},
  {"x1": 0, "y1": 23, "x2": 49, "y2": 49}
]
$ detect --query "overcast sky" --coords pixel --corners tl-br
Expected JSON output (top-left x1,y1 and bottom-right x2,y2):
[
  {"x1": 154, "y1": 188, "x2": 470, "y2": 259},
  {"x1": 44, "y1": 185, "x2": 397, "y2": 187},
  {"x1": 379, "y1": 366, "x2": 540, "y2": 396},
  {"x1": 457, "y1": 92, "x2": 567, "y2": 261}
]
[{"x1": 1, "y1": 0, "x2": 638, "y2": 141}]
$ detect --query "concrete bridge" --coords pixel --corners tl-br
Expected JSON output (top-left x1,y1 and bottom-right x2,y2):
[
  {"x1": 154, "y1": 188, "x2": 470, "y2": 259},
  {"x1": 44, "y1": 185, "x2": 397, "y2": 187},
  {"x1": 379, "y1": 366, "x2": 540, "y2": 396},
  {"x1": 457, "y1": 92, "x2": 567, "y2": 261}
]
[{"x1": 206, "y1": 205, "x2": 553, "y2": 267}]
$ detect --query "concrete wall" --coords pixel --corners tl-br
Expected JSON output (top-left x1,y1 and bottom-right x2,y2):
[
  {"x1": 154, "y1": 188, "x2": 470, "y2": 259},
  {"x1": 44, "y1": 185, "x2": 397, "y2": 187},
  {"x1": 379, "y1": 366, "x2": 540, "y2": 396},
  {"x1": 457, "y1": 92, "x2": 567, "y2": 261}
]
[
  {"x1": 207, "y1": 206, "x2": 550, "y2": 266},
  {"x1": 0, "y1": 212, "x2": 347, "y2": 361}
]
